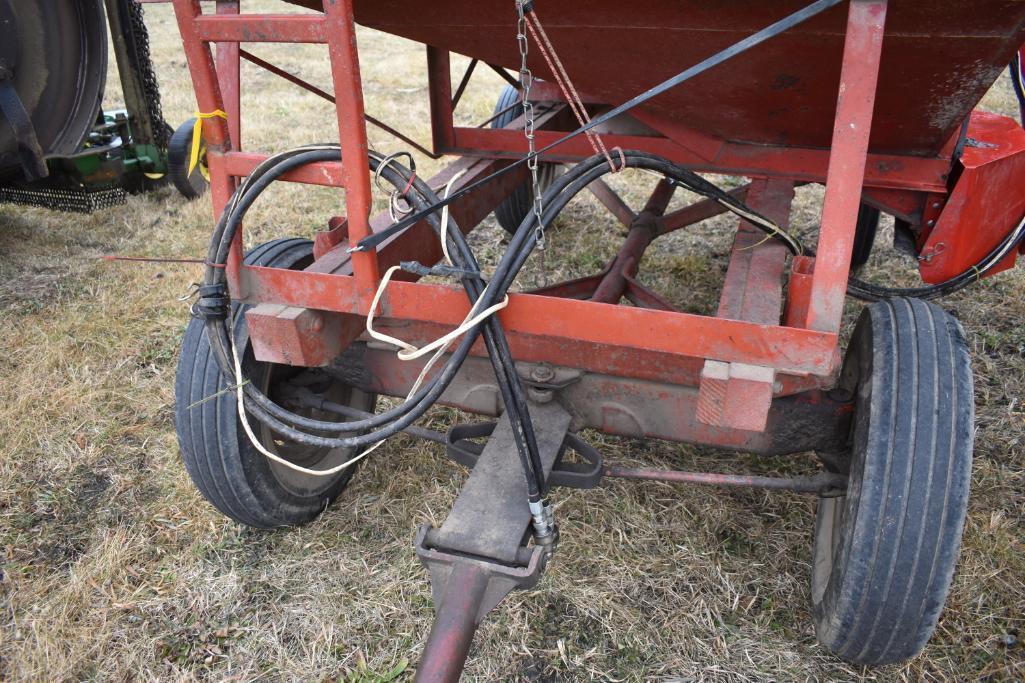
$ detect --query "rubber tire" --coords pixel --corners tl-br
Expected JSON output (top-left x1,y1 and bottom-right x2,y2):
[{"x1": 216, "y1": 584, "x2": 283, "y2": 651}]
[
  {"x1": 167, "y1": 118, "x2": 209, "y2": 200},
  {"x1": 174, "y1": 238, "x2": 375, "y2": 528},
  {"x1": 491, "y1": 84, "x2": 560, "y2": 233},
  {"x1": 851, "y1": 204, "x2": 880, "y2": 273},
  {"x1": 811, "y1": 297, "x2": 974, "y2": 666}
]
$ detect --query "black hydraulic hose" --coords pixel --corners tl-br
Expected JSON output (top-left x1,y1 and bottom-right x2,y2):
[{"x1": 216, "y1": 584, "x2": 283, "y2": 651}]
[
  {"x1": 201, "y1": 149, "x2": 802, "y2": 485},
  {"x1": 203, "y1": 148, "x2": 548, "y2": 497},
  {"x1": 846, "y1": 212, "x2": 1025, "y2": 301},
  {"x1": 204, "y1": 151, "x2": 489, "y2": 439},
  {"x1": 389, "y1": 163, "x2": 548, "y2": 498}
]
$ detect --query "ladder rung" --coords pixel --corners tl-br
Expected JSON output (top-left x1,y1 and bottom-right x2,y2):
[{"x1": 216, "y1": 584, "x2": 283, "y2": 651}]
[
  {"x1": 223, "y1": 152, "x2": 345, "y2": 187},
  {"x1": 193, "y1": 14, "x2": 327, "y2": 43}
]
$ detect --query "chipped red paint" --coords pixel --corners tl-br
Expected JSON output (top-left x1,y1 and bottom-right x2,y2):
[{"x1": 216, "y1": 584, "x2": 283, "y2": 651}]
[{"x1": 414, "y1": 563, "x2": 489, "y2": 683}]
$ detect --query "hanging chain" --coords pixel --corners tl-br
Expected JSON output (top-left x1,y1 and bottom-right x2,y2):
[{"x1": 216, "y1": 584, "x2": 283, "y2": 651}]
[
  {"x1": 127, "y1": 0, "x2": 170, "y2": 149},
  {"x1": 516, "y1": 0, "x2": 548, "y2": 284}
]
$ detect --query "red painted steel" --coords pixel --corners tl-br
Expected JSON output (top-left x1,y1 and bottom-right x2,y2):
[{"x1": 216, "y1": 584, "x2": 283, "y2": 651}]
[
  {"x1": 341, "y1": 0, "x2": 1025, "y2": 157},
  {"x1": 446, "y1": 126, "x2": 952, "y2": 193},
  {"x1": 224, "y1": 152, "x2": 344, "y2": 186},
  {"x1": 165, "y1": 2, "x2": 1025, "y2": 674},
  {"x1": 307, "y1": 157, "x2": 526, "y2": 277},
  {"x1": 170, "y1": 0, "x2": 1023, "y2": 453},
  {"x1": 590, "y1": 179, "x2": 675, "y2": 304},
  {"x1": 239, "y1": 267, "x2": 839, "y2": 377},
  {"x1": 323, "y1": 0, "x2": 379, "y2": 312},
  {"x1": 414, "y1": 562, "x2": 489, "y2": 683},
  {"x1": 803, "y1": 0, "x2": 888, "y2": 333},
  {"x1": 658, "y1": 184, "x2": 749, "y2": 234},
  {"x1": 216, "y1": 2, "x2": 241, "y2": 148},
  {"x1": 587, "y1": 179, "x2": 636, "y2": 229},
  {"x1": 919, "y1": 112, "x2": 1025, "y2": 283},
  {"x1": 171, "y1": 0, "x2": 241, "y2": 292},
  {"x1": 698, "y1": 178, "x2": 796, "y2": 432},
  {"x1": 337, "y1": 345, "x2": 843, "y2": 451},
  {"x1": 427, "y1": 48, "x2": 457, "y2": 154},
  {"x1": 603, "y1": 466, "x2": 844, "y2": 495},
  {"x1": 194, "y1": 14, "x2": 327, "y2": 43}
]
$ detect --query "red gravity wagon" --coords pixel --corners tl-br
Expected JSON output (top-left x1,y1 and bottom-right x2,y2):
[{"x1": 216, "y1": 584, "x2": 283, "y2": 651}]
[{"x1": 167, "y1": 0, "x2": 1025, "y2": 678}]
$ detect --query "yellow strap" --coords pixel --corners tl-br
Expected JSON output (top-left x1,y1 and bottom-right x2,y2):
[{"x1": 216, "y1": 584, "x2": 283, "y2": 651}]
[
  {"x1": 143, "y1": 172, "x2": 165, "y2": 180},
  {"x1": 189, "y1": 110, "x2": 228, "y2": 176}
]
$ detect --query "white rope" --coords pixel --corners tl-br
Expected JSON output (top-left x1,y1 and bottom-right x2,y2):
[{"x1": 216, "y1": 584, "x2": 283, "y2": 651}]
[
  {"x1": 230, "y1": 316, "x2": 371, "y2": 476},
  {"x1": 365, "y1": 267, "x2": 509, "y2": 361}
]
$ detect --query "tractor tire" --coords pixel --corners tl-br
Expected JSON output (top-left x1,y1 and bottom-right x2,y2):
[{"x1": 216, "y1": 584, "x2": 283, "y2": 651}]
[
  {"x1": 491, "y1": 84, "x2": 560, "y2": 233},
  {"x1": 811, "y1": 297, "x2": 974, "y2": 666},
  {"x1": 167, "y1": 118, "x2": 209, "y2": 200},
  {"x1": 174, "y1": 238, "x2": 376, "y2": 528}
]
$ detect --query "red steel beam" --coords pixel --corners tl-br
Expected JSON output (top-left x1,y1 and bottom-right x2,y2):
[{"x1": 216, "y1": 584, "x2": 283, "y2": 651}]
[
  {"x1": 216, "y1": 1, "x2": 241, "y2": 150},
  {"x1": 427, "y1": 47, "x2": 457, "y2": 155},
  {"x1": 326, "y1": 345, "x2": 839, "y2": 449},
  {"x1": 658, "y1": 184, "x2": 750, "y2": 234},
  {"x1": 603, "y1": 467, "x2": 845, "y2": 495},
  {"x1": 323, "y1": 0, "x2": 379, "y2": 311},
  {"x1": 716, "y1": 179, "x2": 795, "y2": 325},
  {"x1": 172, "y1": 0, "x2": 240, "y2": 292},
  {"x1": 697, "y1": 178, "x2": 796, "y2": 433},
  {"x1": 446, "y1": 127, "x2": 950, "y2": 193},
  {"x1": 305, "y1": 156, "x2": 526, "y2": 276},
  {"x1": 237, "y1": 267, "x2": 839, "y2": 377},
  {"x1": 224, "y1": 152, "x2": 345, "y2": 186},
  {"x1": 192, "y1": 14, "x2": 327, "y2": 43},
  {"x1": 803, "y1": 0, "x2": 889, "y2": 332}
]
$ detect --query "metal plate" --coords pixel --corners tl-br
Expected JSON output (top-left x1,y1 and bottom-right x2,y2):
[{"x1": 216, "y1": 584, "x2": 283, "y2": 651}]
[
  {"x1": 0, "y1": 0, "x2": 107, "y2": 178},
  {"x1": 326, "y1": 0, "x2": 1025, "y2": 157}
]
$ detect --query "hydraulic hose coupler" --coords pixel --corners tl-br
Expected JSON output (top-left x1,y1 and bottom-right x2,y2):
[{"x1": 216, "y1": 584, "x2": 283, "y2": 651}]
[{"x1": 529, "y1": 498, "x2": 559, "y2": 563}]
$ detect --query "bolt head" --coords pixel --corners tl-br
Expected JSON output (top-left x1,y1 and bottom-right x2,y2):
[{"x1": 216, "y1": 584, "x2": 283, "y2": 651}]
[{"x1": 530, "y1": 364, "x2": 556, "y2": 383}]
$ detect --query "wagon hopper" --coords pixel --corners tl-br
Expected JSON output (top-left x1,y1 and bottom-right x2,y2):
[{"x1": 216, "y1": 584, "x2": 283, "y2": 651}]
[{"x1": 167, "y1": 1, "x2": 1025, "y2": 678}]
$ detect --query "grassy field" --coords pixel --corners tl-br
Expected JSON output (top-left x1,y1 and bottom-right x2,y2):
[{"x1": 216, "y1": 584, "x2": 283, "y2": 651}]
[{"x1": 2, "y1": 3, "x2": 1024, "y2": 680}]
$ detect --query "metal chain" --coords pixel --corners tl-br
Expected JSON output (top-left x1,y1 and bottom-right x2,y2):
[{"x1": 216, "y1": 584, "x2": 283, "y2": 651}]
[
  {"x1": 127, "y1": 0, "x2": 170, "y2": 149},
  {"x1": 516, "y1": 0, "x2": 547, "y2": 284}
]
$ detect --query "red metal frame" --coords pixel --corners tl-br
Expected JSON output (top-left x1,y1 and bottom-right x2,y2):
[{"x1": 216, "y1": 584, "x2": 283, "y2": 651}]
[{"x1": 170, "y1": 0, "x2": 1023, "y2": 441}]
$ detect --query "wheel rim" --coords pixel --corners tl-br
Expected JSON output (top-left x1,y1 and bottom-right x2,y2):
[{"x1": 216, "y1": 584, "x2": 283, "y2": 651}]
[
  {"x1": 812, "y1": 493, "x2": 848, "y2": 605},
  {"x1": 246, "y1": 350, "x2": 371, "y2": 496}
]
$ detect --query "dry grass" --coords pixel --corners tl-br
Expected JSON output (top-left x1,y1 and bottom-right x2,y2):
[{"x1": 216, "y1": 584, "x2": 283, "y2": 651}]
[{"x1": 2, "y1": 3, "x2": 1024, "y2": 680}]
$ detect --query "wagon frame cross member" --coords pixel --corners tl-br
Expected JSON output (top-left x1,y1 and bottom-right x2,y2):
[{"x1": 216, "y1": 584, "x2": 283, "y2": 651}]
[{"x1": 167, "y1": 0, "x2": 1025, "y2": 678}]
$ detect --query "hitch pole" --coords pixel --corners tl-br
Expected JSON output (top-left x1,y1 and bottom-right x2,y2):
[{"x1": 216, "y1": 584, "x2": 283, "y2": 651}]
[{"x1": 414, "y1": 563, "x2": 491, "y2": 683}]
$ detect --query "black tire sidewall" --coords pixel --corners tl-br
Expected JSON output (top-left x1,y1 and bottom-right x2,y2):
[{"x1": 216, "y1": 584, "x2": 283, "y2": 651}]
[
  {"x1": 811, "y1": 298, "x2": 974, "y2": 666},
  {"x1": 174, "y1": 238, "x2": 374, "y2": 528},
  {"x1": 492, "y1": 84, "x2": 559, "y2": 233},
  {"x1": 167, "y1": 118, "x2": 209, "y2": 200}
]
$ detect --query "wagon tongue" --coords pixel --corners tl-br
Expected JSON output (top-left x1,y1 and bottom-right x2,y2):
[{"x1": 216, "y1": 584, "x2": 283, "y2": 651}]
[{"x1": 413, "y1": 402, "x2": 572, "y2": 682}]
